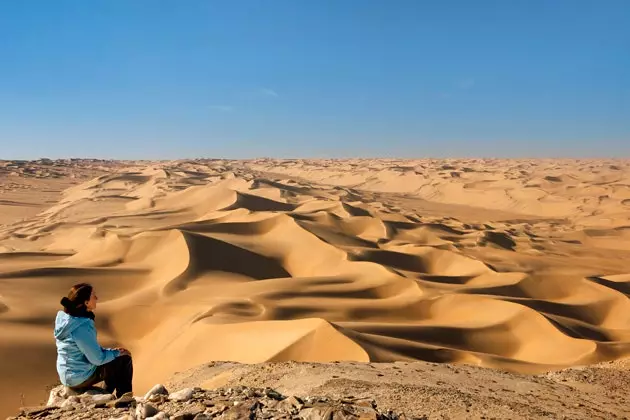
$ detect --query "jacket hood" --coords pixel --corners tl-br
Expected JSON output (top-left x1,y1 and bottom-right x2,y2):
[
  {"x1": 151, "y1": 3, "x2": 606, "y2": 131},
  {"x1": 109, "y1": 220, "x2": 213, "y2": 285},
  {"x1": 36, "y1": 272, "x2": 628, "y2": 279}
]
[{"x1": 54, "y1": 311, "x2": 91, "y2": 340}]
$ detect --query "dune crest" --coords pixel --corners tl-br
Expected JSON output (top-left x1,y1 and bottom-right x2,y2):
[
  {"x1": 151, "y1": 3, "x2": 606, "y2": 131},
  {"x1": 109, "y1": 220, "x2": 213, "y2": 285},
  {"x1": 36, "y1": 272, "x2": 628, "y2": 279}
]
[{"x1": 1, "y1": 159, "x2": 629, "y2": 413}]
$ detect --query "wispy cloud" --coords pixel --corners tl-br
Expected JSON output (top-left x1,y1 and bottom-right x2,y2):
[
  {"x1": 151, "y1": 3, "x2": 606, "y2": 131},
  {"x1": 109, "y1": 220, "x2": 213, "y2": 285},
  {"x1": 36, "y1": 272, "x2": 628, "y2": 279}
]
[
  {"x1": 259, "y1": 88, "x2": 279, "y2": 97},
  {"x1": 210, "y1": 105, "x2": 234, "y2": 112}
]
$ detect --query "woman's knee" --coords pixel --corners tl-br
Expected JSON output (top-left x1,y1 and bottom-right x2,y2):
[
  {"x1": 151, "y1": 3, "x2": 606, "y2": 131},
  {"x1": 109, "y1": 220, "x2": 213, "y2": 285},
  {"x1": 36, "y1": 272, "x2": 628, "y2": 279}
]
[{"x1": 115, "y1": 354, "x2": 133, "y2": 368}]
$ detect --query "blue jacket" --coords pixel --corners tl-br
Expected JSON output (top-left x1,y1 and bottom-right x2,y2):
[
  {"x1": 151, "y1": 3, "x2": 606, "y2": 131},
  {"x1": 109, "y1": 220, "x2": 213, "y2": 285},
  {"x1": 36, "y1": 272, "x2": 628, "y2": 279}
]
[{"x1": 54, "y1": 311, "x2": 120, "y2": 387}]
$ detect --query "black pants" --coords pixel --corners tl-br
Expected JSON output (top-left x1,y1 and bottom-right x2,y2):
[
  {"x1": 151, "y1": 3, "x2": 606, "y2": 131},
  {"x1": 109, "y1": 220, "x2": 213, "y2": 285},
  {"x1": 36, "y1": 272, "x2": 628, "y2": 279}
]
[{"x1": 71, "y1": 355, "x2": 133, "y2": 397}]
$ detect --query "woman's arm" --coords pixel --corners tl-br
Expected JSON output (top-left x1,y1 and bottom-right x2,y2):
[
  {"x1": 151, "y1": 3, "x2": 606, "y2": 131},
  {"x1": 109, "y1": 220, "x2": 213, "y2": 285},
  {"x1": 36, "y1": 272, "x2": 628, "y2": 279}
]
[{"x1": 71, "y1": 321, "x2": 120, "y2": 366}]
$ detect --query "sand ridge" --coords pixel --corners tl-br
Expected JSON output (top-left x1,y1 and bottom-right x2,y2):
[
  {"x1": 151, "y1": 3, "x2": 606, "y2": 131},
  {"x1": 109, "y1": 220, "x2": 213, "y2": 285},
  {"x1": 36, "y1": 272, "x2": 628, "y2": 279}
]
[
  {"x1": 246, "y1": 158, "x2": 630, "y2": 228},
  {"x1": 0, "y1": 158, "x2": 629, "y2": 416}
]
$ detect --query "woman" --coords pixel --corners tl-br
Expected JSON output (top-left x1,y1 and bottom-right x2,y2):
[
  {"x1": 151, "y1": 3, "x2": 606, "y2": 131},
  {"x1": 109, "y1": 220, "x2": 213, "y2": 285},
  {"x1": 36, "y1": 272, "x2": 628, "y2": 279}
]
[{"x1": 54, "y1": 283, "x2": 133, "y2": 397}]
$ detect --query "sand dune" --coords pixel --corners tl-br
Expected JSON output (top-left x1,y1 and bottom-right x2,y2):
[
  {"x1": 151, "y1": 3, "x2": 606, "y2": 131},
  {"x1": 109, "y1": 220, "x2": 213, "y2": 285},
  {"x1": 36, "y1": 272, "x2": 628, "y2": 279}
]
[
  {"x1": 1, "y1": 158, "x2": 629, "y2": 415},
  {"x1": 246, "y1": 158, "x2": 630, "y2": 228}
]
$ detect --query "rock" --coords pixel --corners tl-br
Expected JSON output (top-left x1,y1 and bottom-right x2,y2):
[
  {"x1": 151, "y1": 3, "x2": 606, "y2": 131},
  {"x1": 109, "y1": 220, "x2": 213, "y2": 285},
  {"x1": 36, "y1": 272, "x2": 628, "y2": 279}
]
[
  {"x1": 82, "y1": 393, "x2": 115, "y2": 405},
  {"x1": 243, "y1": 388, "x2": 258, "y2": 398},
  {"x1": 349, "y1": 398, "x2": 375, "y2": 408},
  {"x1": 264, "y1": 388, "x2": 285, "y2": 401},
  {"x1": 61, "y1": 396, "x2": 80, "y2": 408},
  {"x1": 217, "y1": 403, "x2": 255, "y2": 420},
  {"x1": 298, "y1": 406, "x2": 334, "y2": 420},
  {"x1": 261, "y1": 398, "x2": 278, "y2": 410},
  {"x1": 344, "y1": 404, "x2": 379, "y2": 420},
  {"x1": 148, "y1": 393, "x2": 169, "y2": 404},
  {"x1": 83, "y1": 387, "x2": 110, "y2": 395},
  {"x1": 107, "y1": 392, "x2": 136, "y2": 408},
  {"x1": 171, "y1": 403, "x2": 205, "y2": 420},
  {"x1": 169, "y1": 388, "x2": 194, "y2": 402},
  {"x1": 47, "y1": 385, "x2": 73, "y2": 406},
  {"x1": 136, "y1": 402, "x2": 160, "y2": 419},
  {"x1": 10, "y1": 384, "x2": 408, "y2": 419},
  {"x1": 61, "y1": 404, "x2": 77, "y2": 413},
  {"x1": 19, "y1": 406, "x2": 57, "y2": 417},
  {"x1": 206, "y1": 402, "x2": 230, "y2": 416},
  {"x1": 278, "y1": 395, "x2": 303, "y2": 413},
  {"x1": 46, "y1": 386, "x2": 63, "y2": 406},
  {"x1": 144, "y1": 384, "x2": 169, "y2": 400},
  {"x1": 146, "y1": 413, "x2": 169, "y2": 420},
  {"x1": 45, "y1": 384, "x2": 111, "y2": 407}
]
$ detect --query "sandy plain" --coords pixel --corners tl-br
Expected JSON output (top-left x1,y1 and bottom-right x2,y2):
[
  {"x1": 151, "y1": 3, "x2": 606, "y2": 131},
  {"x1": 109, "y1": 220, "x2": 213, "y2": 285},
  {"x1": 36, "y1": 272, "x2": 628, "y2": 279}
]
[{"x1": 1, "y1": 158, "x2": 628, "y2": 419}]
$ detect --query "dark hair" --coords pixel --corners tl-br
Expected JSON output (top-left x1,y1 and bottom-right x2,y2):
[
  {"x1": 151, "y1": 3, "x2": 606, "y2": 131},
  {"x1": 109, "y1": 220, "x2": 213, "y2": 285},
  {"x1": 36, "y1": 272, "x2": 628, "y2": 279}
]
[{"x1": 61, "y1": 283, "x2": 95, "y2": 319}]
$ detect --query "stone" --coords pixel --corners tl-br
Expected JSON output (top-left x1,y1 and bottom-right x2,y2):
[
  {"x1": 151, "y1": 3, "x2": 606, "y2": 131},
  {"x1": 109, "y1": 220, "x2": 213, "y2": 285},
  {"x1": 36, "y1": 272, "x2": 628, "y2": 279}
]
[
  {"x1": 61, "y1": 396, "x2": 80, "y2": 408},
  {"x1": 352, "y1": 398, "x2": 375, "y2": 408},
  {"x1": 169, "y1": 387, "x2": 194, "y2": 402},
  {"x1": 171, "y1": 403, "x2": 205, "y2": 419},
  {"x1": 107, "y1": 392, "x2": 136, "y2": 408},
  {"x1": 217, "y1": 404, "x2": 255, "y2": 420},
  {"x1": 47, "y1": 385, "x2": 71, "y2": 406},
  {"x1": 343, "y1": 404, "x2": 379, "y2": 420},
  {"x1": 10, "y1": 384, "x2": 408, "y2": 419},
  {"x1": 264, "y1": 388, "x2": 285, "y2": 401},
  {"x1": 46, "y1": 386, "x2": 63, "y2": 406},
  {"x1": 206, "y1": 402, "x2": 230, "y2": 416},
  {"x1": 83, "y1": 387, "x2": 110, "y2": 395},
  {"x1": 332, "y1": 408, "x2": 364, "y2": 420},
  {"x1": 148, "y1": 393, "x2": 168, "y2": 404},
  {"x1": 278, "y1": 395, "x2": 304, "y2": 413},
  {"x1": 298, "y1": 406, "x2": 334, "y2": 420},
  {"x1": 262, "y1": 398, "x2": 279, "y2": 409},
  {"x1": 19, "y1": 406, "x2": 57, "y2": 417},
  {"x1": 82, "y1": 393, "x2": 115, "y2": 405},
  {"x1": 61, "y1": 404, "x2": 76, "y2": 412},
  {"x1": 136, "y1": 402, "x2": 160, "y2": 419},
  {"x1": 144, "y1": 384, "x2": 169, "y2": 400}
]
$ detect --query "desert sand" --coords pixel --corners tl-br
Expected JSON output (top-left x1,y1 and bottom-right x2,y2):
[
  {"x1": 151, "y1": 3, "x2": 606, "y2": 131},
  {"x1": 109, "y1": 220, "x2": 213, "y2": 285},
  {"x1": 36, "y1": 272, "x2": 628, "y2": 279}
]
[{"x1": 1, "y1": 158, "x2": 629, "y2": 418}]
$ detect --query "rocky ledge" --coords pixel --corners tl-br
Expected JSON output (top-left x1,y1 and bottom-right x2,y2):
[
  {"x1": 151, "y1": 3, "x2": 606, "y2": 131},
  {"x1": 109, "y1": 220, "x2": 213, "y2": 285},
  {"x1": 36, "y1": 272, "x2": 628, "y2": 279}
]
[{"x1": 7, "y1": 384, "x2": 412, "y2": 420}]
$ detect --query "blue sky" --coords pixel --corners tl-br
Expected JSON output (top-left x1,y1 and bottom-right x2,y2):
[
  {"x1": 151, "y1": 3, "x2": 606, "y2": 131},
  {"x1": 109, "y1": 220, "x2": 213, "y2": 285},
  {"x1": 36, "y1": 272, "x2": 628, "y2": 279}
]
[{"x1": 0, "y1": 0, "x2": 628, "y2": 159}]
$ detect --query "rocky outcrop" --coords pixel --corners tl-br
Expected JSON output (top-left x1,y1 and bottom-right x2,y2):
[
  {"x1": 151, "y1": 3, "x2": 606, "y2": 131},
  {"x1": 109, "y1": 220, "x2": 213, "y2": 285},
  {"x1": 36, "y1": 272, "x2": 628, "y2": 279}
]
[{"x1": 8, "y1": 384, "x2": 411, "y2": 420}]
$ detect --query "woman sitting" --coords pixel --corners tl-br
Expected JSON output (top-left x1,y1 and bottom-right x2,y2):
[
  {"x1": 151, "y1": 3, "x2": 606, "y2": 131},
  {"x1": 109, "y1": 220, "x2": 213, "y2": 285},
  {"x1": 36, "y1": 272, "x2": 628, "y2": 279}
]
[{"x1": 54, "y1": 283, "x2": 133, "y2": 397}]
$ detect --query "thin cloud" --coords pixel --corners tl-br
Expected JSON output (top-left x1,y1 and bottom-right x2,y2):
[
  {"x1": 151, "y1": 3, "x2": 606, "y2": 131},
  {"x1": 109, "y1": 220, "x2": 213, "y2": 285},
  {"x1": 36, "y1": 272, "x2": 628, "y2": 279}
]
[
  {"x1": 210, "y1": 105, "x2": 234, "y2": 112},
  {"x1": 259, "y1": 88, "x2": 279, "y2": 97}
]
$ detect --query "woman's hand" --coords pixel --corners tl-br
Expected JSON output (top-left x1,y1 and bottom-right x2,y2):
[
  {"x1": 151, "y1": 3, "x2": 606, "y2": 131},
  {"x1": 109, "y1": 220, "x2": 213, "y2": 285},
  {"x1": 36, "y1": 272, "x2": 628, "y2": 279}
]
[{"x1": 115, "y1": 347, "x2": 131, "y2": 357}]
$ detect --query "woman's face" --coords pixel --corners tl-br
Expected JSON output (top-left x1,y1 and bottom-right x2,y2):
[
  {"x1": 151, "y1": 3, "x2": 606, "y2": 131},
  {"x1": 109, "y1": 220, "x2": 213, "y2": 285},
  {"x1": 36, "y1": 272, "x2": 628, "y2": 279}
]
[{"x1": 85, "y1": 290, "x2": 98, "y2": 311}]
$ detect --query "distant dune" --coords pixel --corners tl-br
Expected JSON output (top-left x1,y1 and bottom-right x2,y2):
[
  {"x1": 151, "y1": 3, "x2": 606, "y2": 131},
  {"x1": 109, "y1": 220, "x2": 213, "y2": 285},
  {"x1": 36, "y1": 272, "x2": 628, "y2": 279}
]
[{"x1": 0, "y1": 158, "x2": 629, "y2": 416}]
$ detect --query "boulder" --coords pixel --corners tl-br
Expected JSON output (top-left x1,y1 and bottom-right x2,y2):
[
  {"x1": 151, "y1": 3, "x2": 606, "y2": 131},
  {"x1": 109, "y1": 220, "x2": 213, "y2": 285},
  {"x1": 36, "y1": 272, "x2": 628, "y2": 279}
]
[
  {"x1": 46, "y1": 384, "x2": 113, "y2": 407},
  {"x1": 144, "y1": 384, "x2": 169, "y2": 400},
  {"x1": 46, "y1": 385, "x2": 72, "y2": 406},
  {"x1": 13, "y1": 384, "x2": 409, "y2": 419},
  {"x1": 136, "y1": 402, "x2": 160, "y2": 419},
  {"x1": 169, "y1": 387, "x2": 194, "y2": 402}
]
